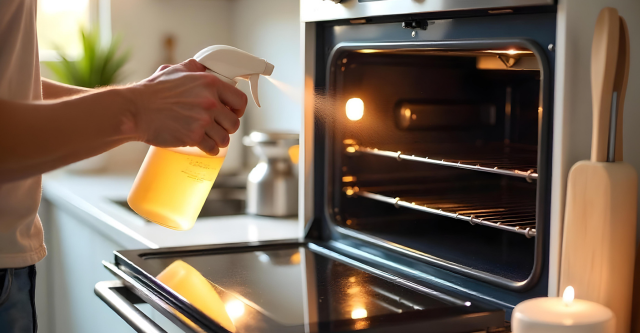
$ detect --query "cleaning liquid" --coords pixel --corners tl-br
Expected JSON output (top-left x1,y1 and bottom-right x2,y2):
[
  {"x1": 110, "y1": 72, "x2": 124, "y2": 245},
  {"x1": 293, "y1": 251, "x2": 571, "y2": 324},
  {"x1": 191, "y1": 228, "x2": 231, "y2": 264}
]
[
  {"x1": 128, "y1": 146, "x2": 227, "y2": 230},
  {"x1": 127, "y1": 45, "x2": 274, "y2": 230}
]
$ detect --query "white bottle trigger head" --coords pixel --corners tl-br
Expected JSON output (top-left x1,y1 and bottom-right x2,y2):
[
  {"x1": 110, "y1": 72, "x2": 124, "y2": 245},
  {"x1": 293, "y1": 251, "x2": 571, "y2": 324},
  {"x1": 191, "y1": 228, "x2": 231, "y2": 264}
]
[{"x1": 194, "y1": 45, "x2": 274, "y2": 107}]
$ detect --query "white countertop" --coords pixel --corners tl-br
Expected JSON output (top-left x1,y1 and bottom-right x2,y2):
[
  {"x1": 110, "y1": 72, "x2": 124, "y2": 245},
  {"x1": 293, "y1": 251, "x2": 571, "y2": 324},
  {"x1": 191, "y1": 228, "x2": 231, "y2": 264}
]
[{"x1": 41, "y1": 172, "x2": 301, "y2": 250}]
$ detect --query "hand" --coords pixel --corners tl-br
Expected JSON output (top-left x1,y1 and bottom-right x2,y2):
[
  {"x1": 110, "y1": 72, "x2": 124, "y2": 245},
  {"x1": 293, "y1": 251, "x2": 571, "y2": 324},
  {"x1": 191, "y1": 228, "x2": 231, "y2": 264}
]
[{"x1": 126, "y1": 59, "x2": 248, "y2": 155}]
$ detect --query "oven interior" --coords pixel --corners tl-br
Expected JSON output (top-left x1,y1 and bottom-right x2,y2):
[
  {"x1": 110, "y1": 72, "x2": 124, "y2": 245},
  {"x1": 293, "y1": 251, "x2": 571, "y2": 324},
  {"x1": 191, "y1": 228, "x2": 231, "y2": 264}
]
[{"x1": 328, "y1": 46, "x2": 544, "y2": 283}]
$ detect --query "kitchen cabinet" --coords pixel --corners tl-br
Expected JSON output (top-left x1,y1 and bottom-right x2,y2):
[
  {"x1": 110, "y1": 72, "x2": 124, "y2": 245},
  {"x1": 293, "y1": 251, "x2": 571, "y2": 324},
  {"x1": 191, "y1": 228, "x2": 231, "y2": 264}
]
[{"x1": 36, "y1": 198, "x2": 183, "y2": 333}]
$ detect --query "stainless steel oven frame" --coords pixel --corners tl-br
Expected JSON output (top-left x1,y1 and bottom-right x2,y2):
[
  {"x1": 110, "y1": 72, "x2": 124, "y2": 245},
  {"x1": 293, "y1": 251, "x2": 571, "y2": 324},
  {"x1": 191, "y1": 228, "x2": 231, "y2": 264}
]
[
  {"x1": 300, "y1": 0, "x2": 555, "y2": 22},
  {"x1": 300, "y1": 8, "x2": 557, "y2": 315}
]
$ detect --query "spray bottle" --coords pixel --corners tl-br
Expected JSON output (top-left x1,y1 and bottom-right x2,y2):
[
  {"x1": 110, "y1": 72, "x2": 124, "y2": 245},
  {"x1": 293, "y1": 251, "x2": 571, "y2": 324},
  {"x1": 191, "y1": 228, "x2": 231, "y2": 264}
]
[{"x1": 128, "y1": 46, "x2": 274, "y2": 230}]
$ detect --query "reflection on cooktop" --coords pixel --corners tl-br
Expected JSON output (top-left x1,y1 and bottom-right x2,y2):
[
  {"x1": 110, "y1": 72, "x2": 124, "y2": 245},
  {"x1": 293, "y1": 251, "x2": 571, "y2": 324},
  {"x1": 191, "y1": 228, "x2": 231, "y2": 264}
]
[{"x1": 141, "y1": 246, "x2": 457, "y2": 332}]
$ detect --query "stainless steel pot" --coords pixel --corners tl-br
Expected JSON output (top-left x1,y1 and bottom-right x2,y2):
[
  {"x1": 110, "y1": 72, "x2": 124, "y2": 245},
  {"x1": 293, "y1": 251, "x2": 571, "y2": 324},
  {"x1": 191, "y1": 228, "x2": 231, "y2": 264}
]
[{"x1": 243, "y1": 132, "x2": 299, "y2": 217}]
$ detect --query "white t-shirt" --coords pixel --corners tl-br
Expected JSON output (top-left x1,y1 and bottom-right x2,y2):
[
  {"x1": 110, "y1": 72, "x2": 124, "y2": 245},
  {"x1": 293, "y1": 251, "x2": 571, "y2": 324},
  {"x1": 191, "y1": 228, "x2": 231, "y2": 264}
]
[{"x1": 0, "y1": 0, "x2": 47, "y2": 268}]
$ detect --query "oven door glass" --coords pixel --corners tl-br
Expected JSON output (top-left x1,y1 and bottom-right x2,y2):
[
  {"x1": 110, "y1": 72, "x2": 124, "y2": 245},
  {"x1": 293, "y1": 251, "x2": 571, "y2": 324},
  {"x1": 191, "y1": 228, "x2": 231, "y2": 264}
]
[{"x1": 114, "y1": 242, "x2": 504, "y2": 332}]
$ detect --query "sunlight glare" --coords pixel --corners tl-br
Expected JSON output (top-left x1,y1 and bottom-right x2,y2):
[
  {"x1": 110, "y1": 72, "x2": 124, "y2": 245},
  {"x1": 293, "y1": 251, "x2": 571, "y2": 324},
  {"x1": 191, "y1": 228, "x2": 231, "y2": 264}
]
[{"x1": 41, "y1": 0, "x2": 89, "y2": 13}]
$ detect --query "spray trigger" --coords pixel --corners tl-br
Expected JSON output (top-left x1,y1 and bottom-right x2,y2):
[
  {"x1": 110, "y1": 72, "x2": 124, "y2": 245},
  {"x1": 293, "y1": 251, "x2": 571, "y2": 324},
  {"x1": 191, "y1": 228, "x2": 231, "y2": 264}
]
[
  {"x1": 248, "y1": 74, "x2": 261, "y2": 108},
  {"x1": 194, "y1": 45, "x2": 272, "y2": 108}
]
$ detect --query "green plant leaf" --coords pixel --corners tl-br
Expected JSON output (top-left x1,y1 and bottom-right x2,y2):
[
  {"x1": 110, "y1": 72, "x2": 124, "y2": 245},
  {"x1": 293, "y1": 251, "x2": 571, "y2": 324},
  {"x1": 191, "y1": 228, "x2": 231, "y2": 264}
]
[{"x1": 46, "y1": 26, "x2": 130, "y2": 88}]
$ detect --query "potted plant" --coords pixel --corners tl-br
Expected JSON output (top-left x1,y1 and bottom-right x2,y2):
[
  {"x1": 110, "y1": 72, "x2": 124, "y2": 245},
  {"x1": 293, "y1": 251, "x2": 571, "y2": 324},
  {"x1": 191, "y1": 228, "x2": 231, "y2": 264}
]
[{"x1": 45, "y1": 27, "x2": 130, "y2": 172}]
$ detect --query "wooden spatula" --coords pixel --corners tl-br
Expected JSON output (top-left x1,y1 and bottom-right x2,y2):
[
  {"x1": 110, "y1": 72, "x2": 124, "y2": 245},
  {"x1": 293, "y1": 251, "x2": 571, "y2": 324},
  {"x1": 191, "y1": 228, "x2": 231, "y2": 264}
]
[{"x1": 559, "y1": 7, "x2": 636, "y2": 333}]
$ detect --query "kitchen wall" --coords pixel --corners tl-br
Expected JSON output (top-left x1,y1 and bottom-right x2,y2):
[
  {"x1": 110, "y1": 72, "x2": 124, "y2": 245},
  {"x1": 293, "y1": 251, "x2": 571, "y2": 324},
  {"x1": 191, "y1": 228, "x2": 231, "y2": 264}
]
[
  {"x1": 111, "y1": 0, "x2": 232, "y2": 83},
  {"x1": 229, "y1": 0, "x2": 303, "y2": 135}
]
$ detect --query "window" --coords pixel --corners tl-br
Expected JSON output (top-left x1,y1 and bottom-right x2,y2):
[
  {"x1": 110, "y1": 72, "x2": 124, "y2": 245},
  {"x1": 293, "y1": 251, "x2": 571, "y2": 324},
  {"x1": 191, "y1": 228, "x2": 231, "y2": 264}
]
[{"x1": 37, "y1": 0, "x2": 110, "y2": 61}]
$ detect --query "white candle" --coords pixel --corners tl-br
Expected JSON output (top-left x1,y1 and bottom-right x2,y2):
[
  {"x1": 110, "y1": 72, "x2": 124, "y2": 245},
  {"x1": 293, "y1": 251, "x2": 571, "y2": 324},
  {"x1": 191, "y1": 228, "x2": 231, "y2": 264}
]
[{"x1": 511, "y1": 287, "x2": 615, "y2": 333}]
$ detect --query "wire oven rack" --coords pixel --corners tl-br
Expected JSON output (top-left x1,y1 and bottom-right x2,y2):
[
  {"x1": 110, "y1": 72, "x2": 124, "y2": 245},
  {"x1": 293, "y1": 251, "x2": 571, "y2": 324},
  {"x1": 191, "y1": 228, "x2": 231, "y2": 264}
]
[
  {"x1": 346, "y1": 144, "x2": 538, "y2": 181},
  {"x1": 343, "y1": 185, "x2": 537, "y2": 237}
]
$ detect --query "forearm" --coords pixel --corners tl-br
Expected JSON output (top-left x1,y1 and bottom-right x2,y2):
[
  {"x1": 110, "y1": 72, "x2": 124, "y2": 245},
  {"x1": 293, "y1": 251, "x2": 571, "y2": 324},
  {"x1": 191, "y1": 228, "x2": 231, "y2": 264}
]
[
  {"x1": 0, "y1": 87, "x2": 139, "y2": 182},
  {"x1": 41, "y1": 78, "x2": 92, "y2": 100}
]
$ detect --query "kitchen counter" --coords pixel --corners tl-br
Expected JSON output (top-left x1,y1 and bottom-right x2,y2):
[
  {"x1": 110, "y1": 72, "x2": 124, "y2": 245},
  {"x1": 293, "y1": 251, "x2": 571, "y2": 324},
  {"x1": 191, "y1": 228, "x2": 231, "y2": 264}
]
[{"x1": 41, "y1": 172, "x2": 301, "y2": 250}]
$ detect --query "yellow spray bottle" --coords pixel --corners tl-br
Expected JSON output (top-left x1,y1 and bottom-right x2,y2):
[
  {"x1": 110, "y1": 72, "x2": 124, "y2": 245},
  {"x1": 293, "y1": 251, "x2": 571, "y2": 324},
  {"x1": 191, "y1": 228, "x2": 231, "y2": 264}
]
[{"x1": 128, "y1": 46, "x2": 274, "y2": 230}]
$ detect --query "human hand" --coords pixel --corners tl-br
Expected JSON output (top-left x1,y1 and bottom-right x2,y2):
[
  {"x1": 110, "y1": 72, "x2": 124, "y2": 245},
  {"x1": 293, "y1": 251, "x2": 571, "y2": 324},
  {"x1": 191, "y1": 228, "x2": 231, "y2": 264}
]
[{"x1": 126, "y1": 59, "x2": 248, "y2": 156}]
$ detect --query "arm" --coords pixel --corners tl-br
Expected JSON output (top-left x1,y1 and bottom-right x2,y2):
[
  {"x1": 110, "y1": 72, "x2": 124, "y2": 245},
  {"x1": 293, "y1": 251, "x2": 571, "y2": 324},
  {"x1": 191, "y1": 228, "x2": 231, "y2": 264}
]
[
  {"x1": 0, "y1": 59, "x2": 247, "y2": 183},
  {"x1": 0, "y1": 87, "x2": 135, "y2": 181},
  {"x1": 41, "y1": 78, "x2": 91, "y2": 100}
]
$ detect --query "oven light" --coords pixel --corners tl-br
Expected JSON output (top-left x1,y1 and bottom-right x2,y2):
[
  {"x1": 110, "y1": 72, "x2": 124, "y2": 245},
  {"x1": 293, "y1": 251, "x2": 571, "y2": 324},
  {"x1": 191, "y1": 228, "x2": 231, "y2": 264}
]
[
  {"x1": 351, "y1": 308, "x2": 368, "y2": 319},
  {"x1": 225, "y1": 300, "x2": 245, "y2": 320},
  {"x1": 508, "y1": 49, "x2": 517, "y2": 55},
  {"x1": 346, "y1": 98, "x2": 364, "y2": 121}
]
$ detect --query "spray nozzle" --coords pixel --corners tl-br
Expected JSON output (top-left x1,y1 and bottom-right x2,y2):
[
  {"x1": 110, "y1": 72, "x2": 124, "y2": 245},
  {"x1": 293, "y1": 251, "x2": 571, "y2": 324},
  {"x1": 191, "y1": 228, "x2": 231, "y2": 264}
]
[{"x1": 194, "y1": 45, "x2": 274, "y2": 107}]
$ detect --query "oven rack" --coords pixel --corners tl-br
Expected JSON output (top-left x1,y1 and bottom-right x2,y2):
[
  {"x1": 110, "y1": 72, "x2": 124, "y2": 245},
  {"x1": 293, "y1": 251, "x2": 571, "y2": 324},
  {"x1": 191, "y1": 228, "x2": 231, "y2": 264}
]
[
  {"x1": 344, "y1": 186, "x2": 536, "y2": 238},
  {"x1": 347, "y1": 145, "x2": 538, "y2": 181}
]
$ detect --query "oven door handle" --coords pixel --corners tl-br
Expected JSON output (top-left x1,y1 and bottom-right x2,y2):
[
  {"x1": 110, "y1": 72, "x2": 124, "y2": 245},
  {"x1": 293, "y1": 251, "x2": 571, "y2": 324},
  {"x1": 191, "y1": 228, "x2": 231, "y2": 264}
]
[{"x1": 95, "y1": 280, "x2": 167, "y2": 333}]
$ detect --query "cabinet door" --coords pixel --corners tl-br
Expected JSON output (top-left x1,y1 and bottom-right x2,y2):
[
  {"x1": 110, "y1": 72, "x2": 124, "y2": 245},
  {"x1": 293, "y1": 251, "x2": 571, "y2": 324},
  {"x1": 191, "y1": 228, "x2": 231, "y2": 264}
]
[
  {"x1": 37, "y1": 199, "x2": 186, "y2": 333},
  {"x1": 37, "y1": 199, "x2": 137, "y2": 333}
]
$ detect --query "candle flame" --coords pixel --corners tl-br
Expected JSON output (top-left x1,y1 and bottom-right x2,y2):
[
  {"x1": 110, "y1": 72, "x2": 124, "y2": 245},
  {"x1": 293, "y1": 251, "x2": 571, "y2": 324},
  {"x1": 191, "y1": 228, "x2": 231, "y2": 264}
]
[{"x1": 563, "y1": 286, "x2": 574, "y2": 306}]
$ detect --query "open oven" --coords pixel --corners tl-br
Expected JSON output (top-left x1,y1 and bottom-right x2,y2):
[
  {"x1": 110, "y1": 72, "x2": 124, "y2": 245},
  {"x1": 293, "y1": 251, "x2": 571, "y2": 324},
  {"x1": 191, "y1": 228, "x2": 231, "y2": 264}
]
[
  {"x1": 322, "y1": 38, "x2": 552, "y2": 290},
  {"x1": 96, "y1": 1, "x2": 568, "y2": 332},
  {"x1": 302, "y1": 3, "x2": 557, "y2": 312}
]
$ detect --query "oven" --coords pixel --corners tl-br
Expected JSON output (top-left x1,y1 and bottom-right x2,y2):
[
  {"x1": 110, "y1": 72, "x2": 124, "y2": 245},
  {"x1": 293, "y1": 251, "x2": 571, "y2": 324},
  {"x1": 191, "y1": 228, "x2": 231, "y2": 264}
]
[
  {"x1": 301, "y1": 0, "x2": 557, "y2": 313},
  {"x1": 95, "y1": 1, "x2": 640, "y2": 332}
]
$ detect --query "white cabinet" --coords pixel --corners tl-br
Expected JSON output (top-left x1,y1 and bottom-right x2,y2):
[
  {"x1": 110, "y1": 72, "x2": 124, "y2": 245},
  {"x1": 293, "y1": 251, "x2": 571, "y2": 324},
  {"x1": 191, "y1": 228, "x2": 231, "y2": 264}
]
[
  {"x1": 37, "y1": 198, "x2": 186, "y2": 333},
  {"x1": 36, "y1": 198, "x2": 137, "y2": 333}
]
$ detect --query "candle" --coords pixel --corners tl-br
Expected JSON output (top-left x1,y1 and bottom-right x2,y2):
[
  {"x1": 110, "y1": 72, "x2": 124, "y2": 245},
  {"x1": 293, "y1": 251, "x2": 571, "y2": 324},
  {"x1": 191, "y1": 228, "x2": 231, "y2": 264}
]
[{"x1": 511, "y1": 286, "x2": 615, "y2": 333}]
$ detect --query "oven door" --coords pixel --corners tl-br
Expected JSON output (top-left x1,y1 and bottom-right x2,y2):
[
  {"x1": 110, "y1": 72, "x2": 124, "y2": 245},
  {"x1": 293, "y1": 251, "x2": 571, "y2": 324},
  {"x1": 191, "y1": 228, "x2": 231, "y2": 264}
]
[{"x1": 96, "y1": 240, "x2": 504, "y2": 332}]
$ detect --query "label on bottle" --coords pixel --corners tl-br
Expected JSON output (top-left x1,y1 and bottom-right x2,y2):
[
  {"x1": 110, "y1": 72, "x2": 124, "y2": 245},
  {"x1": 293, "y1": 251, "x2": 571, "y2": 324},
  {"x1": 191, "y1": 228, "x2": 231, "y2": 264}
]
[{"x1": 181, "y1": 158, "x2": 218, "y2": 183}]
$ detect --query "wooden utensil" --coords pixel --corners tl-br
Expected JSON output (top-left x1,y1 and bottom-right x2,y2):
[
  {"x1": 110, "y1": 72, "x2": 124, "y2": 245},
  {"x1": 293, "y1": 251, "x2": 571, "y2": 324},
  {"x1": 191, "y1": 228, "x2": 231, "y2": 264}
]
[{"x1": 559, "y1": 7, "x2": 636, "y2": 333}]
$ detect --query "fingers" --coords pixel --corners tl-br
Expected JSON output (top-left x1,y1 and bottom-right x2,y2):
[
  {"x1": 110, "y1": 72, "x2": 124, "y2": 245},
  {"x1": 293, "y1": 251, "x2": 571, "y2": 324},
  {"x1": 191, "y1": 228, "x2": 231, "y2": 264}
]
[
  {"x1": 212, "y1": 107, "x2": 240, "y2": 135},
  {"x1": 205, "y1": 122, "x2": 231, "y2": 149},
  {"x1": 180, "y1": 58, "x2": 207, "y2": 73},
  {"x1": 211, "y1": 79, "x2": 249, "y2": 118},
  {"x1": 197, "y1": 135, "x2": 220, "y2": 156}
]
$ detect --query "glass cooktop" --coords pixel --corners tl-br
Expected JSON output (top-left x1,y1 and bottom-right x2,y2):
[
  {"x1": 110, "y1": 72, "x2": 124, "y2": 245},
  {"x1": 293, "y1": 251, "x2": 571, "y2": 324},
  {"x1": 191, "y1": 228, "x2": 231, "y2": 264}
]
[{"x1": 114, "y1": 242, "x2": 503, "y2": 332}]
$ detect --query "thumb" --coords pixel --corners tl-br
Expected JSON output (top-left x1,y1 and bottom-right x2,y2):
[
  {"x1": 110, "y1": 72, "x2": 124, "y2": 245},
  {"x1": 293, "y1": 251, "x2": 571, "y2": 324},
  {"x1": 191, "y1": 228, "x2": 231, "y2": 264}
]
[{"x1": 179, "y1": 58, "x2": 207, "y2": 72}]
